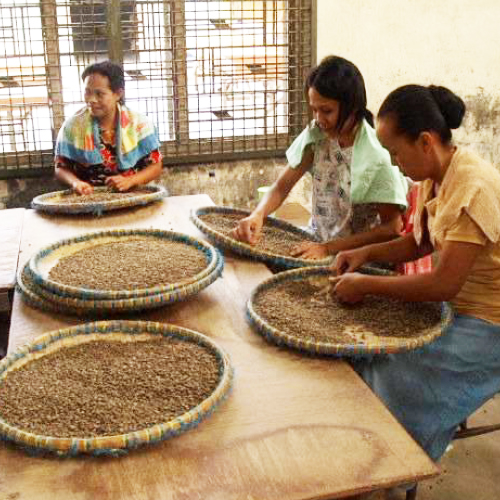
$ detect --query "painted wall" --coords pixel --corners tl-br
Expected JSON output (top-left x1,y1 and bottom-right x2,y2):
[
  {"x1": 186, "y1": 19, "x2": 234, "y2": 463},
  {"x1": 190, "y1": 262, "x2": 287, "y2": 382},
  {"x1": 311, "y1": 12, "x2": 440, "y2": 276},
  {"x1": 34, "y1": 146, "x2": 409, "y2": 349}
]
[{"x1": 316, "y1": 0, "x2": 500, "y2": 166}]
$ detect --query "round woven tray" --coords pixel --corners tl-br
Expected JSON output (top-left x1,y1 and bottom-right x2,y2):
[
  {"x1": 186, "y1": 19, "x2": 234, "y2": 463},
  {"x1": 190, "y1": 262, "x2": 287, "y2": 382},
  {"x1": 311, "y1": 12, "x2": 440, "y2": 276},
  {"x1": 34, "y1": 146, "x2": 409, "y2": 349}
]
[
  {"x1": 190, "y1": 206, "x2": 334, "y2": 269},
  {"x1": 17, "y1": 259, "x2": 223, "y2": 316},
  {"x1": 31, "y1": 185, "x2": 167, "y2": 215},
  {"x1": 29, "y1": 229, "x2": 221, "y2": 300},
  {"x1": 247, "y1": 266, "x2": 450, "y2": 357},
  {"x1": 0, "y1": 320, "x2": 232, "y2": 456}
]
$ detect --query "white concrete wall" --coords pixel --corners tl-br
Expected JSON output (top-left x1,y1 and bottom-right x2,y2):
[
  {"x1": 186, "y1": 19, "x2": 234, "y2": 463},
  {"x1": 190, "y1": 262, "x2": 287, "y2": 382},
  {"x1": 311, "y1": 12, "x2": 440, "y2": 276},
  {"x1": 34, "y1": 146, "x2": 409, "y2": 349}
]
[{"x1": 316, "y1": 0, "x2": 500, "y2": 165}]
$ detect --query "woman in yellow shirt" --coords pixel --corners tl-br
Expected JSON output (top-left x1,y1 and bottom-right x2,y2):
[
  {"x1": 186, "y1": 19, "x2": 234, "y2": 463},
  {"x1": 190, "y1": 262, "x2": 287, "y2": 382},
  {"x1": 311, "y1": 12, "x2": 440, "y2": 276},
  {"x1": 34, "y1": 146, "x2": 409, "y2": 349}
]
[{"x1": 333, "y1": 84, "x2": 500, "y2": 461}]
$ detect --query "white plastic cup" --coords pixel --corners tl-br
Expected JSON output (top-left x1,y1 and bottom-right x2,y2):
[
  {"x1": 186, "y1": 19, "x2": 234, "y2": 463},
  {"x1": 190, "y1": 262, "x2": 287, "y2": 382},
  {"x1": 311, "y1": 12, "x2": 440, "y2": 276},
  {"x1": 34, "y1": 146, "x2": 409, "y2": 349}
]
[
  {"x1": 257, "y1": 186, "x2": 275, "y2": 216},
  {"x1": 257, "y1": 185, "x2": 272, "y2": 201}
]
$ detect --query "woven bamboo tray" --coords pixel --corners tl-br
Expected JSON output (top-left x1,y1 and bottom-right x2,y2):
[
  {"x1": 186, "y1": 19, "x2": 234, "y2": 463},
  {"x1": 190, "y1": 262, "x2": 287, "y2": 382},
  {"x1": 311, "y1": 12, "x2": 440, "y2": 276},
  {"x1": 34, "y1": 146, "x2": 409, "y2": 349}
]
[
  {"x1": 17, "y1": 259, "x2": 223, "y2": 316},
  {"x1": 190, "y1": 206, "x2": 334, "y2": 269},
  {"x1": 247, "y1": 266, "x2": 450, "y2": 357},
  {"x1": 31, "y1": 185, "x2": 167, "y2": 215},
  {"x1": 0, "y1": 320, "x2": 232, "y2": 456},
  {"x1": 29, "y1": 229, "x2": 221, "y2": 300}
]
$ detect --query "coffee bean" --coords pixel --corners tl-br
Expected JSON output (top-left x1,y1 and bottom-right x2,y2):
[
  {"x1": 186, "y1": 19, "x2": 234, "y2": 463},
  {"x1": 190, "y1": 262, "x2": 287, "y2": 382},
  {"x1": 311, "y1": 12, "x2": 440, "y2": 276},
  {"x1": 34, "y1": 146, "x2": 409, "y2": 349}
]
[
  {"x1": 0, "y1": 338, "x2": 220, "y2": 437},
  {"x1": 253, "y1": 278, "x2": 442, "y2": 344},
  {"x1": 48, "y1": 238, "x2": 207, "y2": 291},
  {"x1": 199, "y1": 213, "x2": 311, "y2": 256}
]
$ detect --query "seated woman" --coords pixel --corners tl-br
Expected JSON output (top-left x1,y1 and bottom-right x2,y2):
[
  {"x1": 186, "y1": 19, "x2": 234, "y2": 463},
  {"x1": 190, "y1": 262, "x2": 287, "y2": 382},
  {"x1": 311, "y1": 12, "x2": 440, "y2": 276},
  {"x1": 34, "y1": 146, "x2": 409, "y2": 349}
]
[
  {"x1": 55, "y1": 60, "x2": 163, "y2": 194},
  {"x1": 333, "y1": 84, "x2": 500, "y2": 463},
  {"x1": 232, "y1": 56, "x2": 408, "y2": 259}
]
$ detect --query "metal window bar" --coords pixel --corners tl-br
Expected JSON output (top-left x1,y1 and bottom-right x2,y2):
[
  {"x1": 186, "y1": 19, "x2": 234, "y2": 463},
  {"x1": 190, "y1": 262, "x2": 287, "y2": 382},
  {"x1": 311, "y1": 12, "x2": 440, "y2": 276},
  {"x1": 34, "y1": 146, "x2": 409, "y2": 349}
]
[{"x1": 0, "y1": 0, "x2": 312, "y2": 178}]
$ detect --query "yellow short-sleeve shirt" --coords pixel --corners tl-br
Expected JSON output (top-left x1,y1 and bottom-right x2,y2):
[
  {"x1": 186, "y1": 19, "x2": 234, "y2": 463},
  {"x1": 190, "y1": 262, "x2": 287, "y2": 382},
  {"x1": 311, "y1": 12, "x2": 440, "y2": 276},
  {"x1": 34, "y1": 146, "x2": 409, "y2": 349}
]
[
  {"x1": 417, "y1": 148, "x2": 500, "y2": 324},
  {"x1": 442, "y1": 213, "x2": 500, "y2": 323}
]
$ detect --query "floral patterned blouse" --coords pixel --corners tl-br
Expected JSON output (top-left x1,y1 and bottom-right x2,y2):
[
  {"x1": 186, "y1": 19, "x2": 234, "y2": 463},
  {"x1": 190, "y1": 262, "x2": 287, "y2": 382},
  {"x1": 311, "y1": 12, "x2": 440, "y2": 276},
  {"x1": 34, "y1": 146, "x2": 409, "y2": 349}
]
[{"x1": 311, "y1": 135, "x2": 379, "y2": 242}]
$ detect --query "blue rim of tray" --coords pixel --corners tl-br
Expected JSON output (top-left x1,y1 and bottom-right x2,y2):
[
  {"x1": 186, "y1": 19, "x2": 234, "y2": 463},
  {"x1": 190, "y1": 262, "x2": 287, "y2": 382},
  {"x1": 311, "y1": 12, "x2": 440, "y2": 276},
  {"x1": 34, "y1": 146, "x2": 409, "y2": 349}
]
[
  {"x1": 29, "y1": 228, "x2": 221, "y2": 300},
  {"x1": 0, "y1": 320, "x2": 232, "y2": 456},
  {"x1": 190, "y1": 205, "x2": 334, "y2": 269},
  {"x1": 17, "y1": 257, "x2": 223, "y2": 316},
  {"x1": 247, "y1": 266, "x2": 450, "y2": 357},
  {"x1": 31, "y1": 184, "x2": 167, "y2": 215}
]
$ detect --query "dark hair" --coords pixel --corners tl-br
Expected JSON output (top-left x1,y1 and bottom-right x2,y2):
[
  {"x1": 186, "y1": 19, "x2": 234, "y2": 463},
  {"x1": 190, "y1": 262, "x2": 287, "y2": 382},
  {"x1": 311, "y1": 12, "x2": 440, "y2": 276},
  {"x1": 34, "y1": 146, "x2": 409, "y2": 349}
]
[
  {"x1": 378, "y1": 84, "x2": 465, "y2": 143},
  {"x1": 306, "y1": 55, "x2": 374, "y2": 131},
  {"x1": 81, "y1": 60, "x2": 125, "y2": 104}
]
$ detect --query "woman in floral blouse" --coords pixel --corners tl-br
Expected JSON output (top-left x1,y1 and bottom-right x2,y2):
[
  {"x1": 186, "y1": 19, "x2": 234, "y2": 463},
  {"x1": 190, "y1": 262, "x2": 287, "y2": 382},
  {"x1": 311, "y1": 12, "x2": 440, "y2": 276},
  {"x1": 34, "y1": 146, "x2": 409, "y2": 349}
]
[
  {"x1": 232, "y1": 55, "x2": 408, "y2": 260},
  {"x1": 55, "y1": 60, "x2": 162, "y2": 195}
]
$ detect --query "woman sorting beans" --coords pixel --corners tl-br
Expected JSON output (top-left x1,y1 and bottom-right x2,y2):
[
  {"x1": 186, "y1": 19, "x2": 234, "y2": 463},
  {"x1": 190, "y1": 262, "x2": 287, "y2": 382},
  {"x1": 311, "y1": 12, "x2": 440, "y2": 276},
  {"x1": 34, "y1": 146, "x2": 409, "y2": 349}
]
[
  {"x1": 232, "y1": 55, "x2": 408, "y2": 259},
  {"x1": 54, "y1": 60, "x2": 163, "y2": 195},
  {"x1": 333, "y1": 84, "x2": 500, "y2": 462}
]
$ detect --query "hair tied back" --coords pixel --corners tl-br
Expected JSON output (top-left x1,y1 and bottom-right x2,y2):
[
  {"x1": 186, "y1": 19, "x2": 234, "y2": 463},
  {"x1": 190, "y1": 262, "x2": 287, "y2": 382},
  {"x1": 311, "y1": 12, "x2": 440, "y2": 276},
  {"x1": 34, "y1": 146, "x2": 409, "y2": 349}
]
[{"x1": 428, "y1": 85, "x2": 466, "y2": 130}]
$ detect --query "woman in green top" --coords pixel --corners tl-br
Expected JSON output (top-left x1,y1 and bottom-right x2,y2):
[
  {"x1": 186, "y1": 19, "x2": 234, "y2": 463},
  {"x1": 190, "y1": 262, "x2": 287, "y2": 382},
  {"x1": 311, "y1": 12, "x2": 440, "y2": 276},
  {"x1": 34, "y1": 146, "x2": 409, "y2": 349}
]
[{"x1": 232, "y1": 55, "x2": 408, "y2": 259}]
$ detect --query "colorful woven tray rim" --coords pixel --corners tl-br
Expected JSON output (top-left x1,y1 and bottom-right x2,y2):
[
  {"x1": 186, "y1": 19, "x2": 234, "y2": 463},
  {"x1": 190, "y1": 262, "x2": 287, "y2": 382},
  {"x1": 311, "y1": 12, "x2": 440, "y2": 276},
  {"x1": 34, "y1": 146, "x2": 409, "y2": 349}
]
[
  {"x1": 18, "y1": 257, "x2": 223, "y2": 316},
  {"x1": 31, "y1": 185, "x2": 167, "y2": 215},
  {"x1": 0, "y1": 320, "x2": 232, "y2": 456},
  {"x1": 190, "y1": 205, "x2": 334, "y2": 269},
  {"x1": 246, "y1": 266, "x2": 450, "y2": 357},
  {"x1": 29, "y1": 228, "x2": 221, "y2": 300}
]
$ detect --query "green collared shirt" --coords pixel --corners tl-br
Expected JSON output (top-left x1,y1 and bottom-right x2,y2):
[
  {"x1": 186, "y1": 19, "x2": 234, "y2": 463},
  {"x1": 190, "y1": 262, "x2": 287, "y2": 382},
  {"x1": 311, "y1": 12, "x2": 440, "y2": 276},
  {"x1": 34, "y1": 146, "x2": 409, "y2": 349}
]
[{"x1": 286, "y1": 119, "x2": 408, "y2": 207}]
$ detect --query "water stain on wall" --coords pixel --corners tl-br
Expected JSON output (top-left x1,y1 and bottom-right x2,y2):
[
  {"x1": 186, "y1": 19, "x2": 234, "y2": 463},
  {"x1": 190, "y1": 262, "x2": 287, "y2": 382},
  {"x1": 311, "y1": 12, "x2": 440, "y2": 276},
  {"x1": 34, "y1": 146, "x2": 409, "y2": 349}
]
[{"x1": 464, "y1": 88, "x2": 500, "y2": 132}]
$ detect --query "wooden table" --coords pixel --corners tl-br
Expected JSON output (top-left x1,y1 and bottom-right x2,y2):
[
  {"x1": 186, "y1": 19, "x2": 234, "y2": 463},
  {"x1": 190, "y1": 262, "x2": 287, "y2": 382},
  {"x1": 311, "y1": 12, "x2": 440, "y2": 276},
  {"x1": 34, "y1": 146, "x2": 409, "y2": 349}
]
[
  {"x1": 0, "y1": 97, "x2": 49, "y2": 150},
  {"x1": 0, "y1": 208, "x2": 25, "y2": 297},
  {"x1": 0, "y1": 67, "x2": 47, "y2": 88},
  {"x1": 1, "y1": 195, "x2": 438, "y2": 500}
]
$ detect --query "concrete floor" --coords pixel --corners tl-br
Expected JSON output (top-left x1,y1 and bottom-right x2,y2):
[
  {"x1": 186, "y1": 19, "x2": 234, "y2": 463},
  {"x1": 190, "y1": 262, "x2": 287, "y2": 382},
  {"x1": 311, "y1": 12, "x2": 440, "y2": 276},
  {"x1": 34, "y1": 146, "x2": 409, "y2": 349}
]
[{"x1": 385, "y1": 394, "x2": 500, "y2": 500}]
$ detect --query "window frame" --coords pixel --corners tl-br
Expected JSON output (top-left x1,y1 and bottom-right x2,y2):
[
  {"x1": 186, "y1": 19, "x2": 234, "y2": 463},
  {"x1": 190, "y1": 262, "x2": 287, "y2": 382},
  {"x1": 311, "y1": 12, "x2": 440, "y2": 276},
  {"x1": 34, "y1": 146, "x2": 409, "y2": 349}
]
[{"x1": 0, "y1": 0, "x2": 313, "y2": 178}]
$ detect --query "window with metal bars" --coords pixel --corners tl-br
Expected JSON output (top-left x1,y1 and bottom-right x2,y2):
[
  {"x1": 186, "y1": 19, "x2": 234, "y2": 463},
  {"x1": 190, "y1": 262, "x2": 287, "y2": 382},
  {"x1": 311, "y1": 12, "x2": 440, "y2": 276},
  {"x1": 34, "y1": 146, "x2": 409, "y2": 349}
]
[{"x1": 0, "y1": 0, "x2": 312, "y2": 178}]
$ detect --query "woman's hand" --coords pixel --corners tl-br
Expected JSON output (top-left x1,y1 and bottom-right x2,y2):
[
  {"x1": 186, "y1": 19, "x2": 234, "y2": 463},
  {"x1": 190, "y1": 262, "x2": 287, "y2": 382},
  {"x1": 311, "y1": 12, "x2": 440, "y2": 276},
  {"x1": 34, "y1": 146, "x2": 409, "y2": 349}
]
[
  {"x1": 334, "y1": 246, "x2": 370, "y2": 275},
  {"x1": 330, "y1": 273, "x2": 367, "y2": 304},
  {"x1": 72, "y1": 180, "x2": 94, "y2": 195},
  {"x1": 231, "y1": 213, "x2": 264, "y2": 245},
  {"x1": 105, "y1": 175, "x2": 136, "y2": 192},
  {"x1": 290, "y1": 241, "x2": 329, "y2": 260}
]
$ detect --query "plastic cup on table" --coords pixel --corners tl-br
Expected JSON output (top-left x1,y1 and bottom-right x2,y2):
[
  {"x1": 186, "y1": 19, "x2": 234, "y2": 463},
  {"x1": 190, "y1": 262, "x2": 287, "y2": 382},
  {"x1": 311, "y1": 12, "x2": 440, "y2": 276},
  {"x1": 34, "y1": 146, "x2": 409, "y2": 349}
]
[{"x1": 257, "y1": 186, "x2": 275, "y2": 217}]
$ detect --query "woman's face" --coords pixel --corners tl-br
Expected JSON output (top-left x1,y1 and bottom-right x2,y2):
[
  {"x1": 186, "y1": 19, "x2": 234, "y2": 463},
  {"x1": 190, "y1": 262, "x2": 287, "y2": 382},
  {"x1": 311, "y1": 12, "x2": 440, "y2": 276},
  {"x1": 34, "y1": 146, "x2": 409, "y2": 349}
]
[
  {"x1": 308, "y1": 87, "x2": 342, "y2": 138},
  {"x1": 376, "y1": 115, "x2": 432, "y2": 181},
  {"x1": 84, "y1": 73, "x2": 123, "y2": 122}
]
